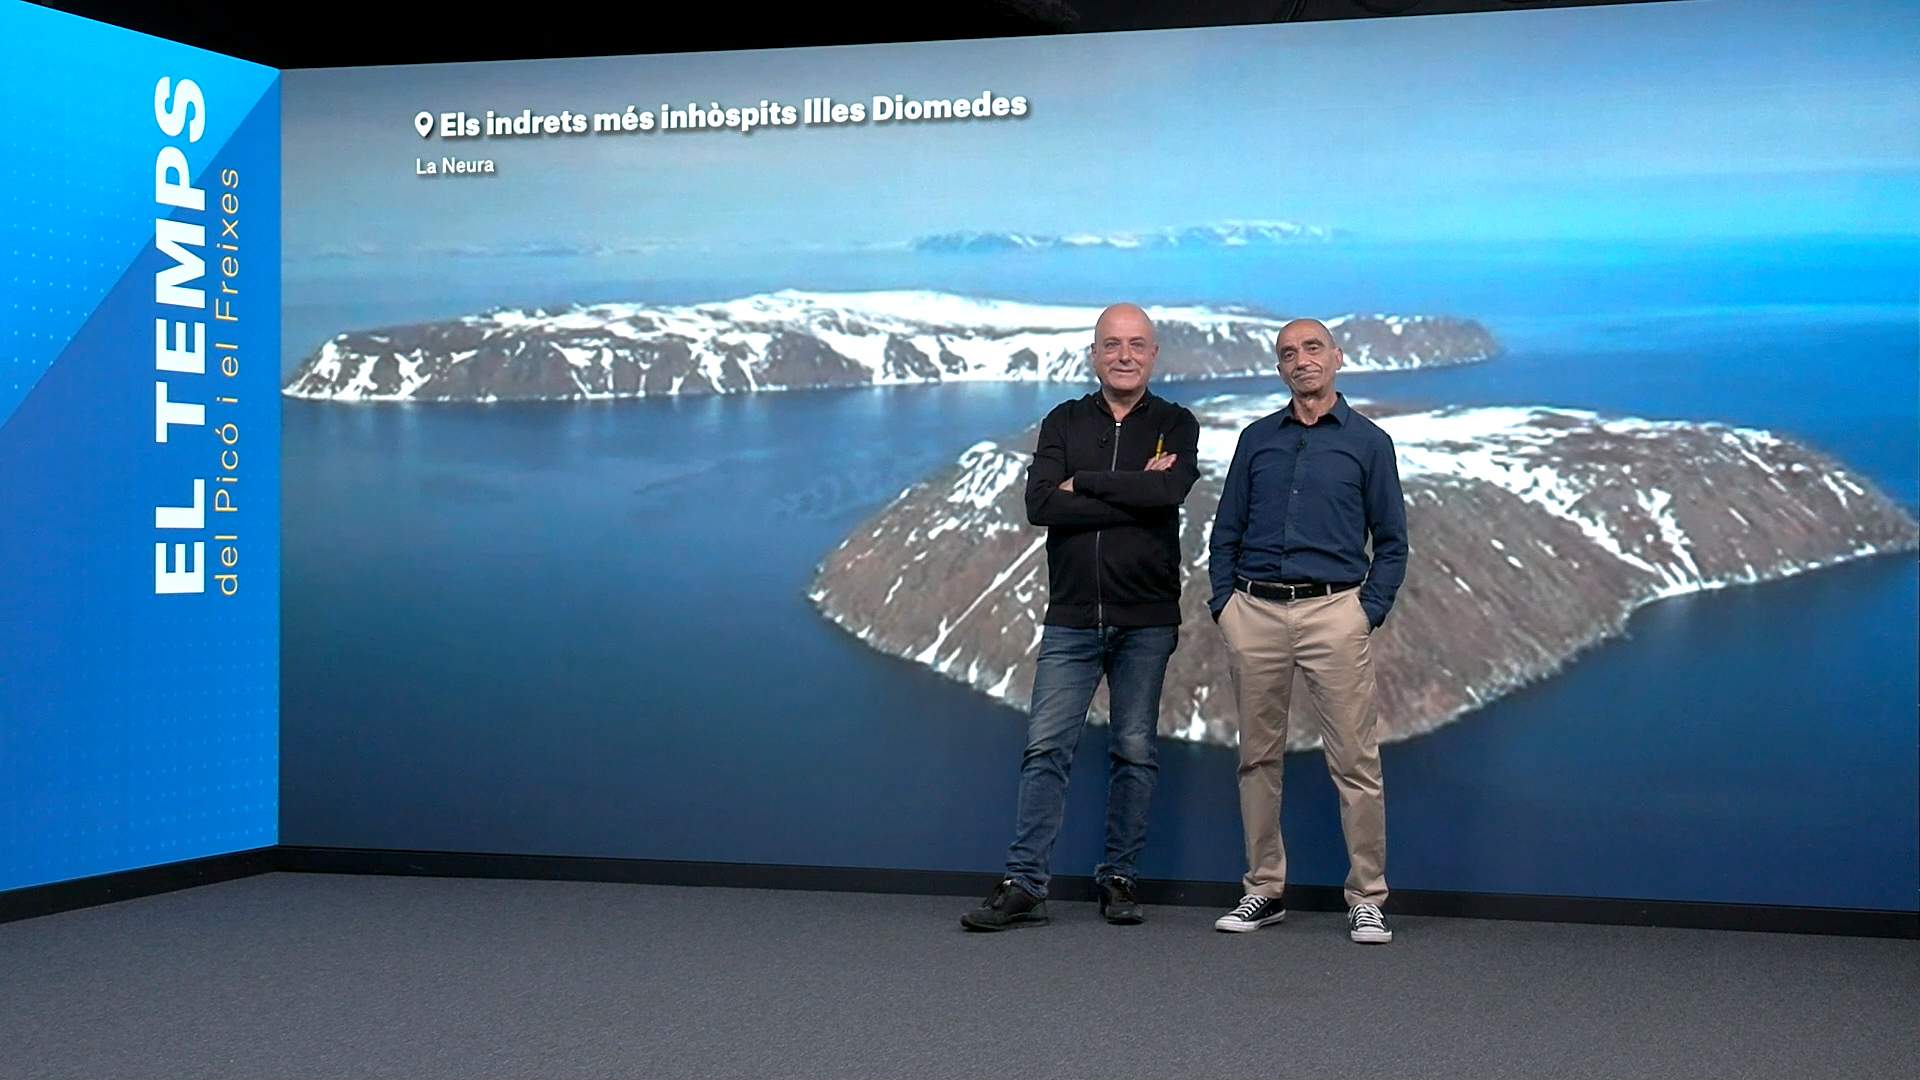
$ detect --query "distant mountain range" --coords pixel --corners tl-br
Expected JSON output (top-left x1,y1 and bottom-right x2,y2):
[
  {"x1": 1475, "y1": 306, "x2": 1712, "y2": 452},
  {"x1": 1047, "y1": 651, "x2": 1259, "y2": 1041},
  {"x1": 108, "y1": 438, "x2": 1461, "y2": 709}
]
[
  {"x1": 909, "y1": 220, "x2": 1342, "y2": 253},
  {"x1": 282, "y1": 290, "x2": 1494, "y2": 403}
]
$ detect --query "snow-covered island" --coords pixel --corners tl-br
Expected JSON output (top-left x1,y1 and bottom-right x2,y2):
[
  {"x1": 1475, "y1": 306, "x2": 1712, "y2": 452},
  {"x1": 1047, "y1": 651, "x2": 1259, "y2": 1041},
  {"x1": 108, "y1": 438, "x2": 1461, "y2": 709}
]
[
  {"x1": 281, "y1": 290, "x2": 1496, "y2": 403},
  {"x1": 808, "y1": 394, "x2": 1920, "y2": 750}
]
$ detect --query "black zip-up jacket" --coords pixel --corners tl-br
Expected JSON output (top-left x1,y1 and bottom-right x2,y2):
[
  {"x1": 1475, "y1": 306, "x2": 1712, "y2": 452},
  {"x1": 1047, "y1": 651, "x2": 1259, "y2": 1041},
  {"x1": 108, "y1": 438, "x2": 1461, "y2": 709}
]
[{"x1": 1025, "y1": 390, "x2": 1202, "y2": 628}]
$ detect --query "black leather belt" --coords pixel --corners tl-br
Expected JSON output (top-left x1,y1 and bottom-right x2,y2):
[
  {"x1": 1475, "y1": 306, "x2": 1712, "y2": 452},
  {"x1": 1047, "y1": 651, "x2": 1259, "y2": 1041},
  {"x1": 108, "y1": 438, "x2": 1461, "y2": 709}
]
[{"x1": 1236, "y1": 578, "x2": 1361, "y2": 602}]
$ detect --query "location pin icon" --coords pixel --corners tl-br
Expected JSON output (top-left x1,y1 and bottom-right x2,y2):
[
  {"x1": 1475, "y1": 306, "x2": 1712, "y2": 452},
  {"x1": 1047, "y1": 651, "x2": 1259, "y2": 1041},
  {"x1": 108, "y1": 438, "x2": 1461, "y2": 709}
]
[{"x1": 414, "y1": 111, "x2": 434, "y2": 138}]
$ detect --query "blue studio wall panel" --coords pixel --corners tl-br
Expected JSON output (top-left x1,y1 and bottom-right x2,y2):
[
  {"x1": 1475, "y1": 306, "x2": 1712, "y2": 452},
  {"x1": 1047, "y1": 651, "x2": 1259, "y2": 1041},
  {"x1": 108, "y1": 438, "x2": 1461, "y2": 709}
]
[{"x1": 0, "y1": 1, "x2": 280, "y2": 891}]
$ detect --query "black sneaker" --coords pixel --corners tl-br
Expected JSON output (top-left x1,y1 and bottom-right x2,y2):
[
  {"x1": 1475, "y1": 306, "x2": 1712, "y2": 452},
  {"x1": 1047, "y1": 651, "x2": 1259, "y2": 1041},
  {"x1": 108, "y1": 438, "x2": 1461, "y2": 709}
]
[
  {"x1": 1097, "y1": 876, "x2": 1144, "y2": 925},
  {"x1": 1347, "y1": 903, "x2": 1392, "y2": 943},
  {"x1": 1214, "y1": 894, "x2": 1286, "y2": 932},
  {"x1": 961, "y1": 879, "x2": 1049, "y2": 931}
]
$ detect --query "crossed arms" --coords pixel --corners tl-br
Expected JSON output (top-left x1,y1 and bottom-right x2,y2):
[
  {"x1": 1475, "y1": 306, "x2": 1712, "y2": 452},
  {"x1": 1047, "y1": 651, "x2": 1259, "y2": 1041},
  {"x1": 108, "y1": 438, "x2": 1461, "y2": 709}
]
[{"x1": 1025, "y1": 410, "x2": 1202, "y2": 528}]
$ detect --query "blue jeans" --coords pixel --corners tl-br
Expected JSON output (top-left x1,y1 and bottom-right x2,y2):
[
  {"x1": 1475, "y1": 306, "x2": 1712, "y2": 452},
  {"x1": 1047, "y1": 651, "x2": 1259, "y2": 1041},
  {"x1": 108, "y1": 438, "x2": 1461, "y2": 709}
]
[{"x1": 1006, "y1": 623, "x2": 1179, "y2": 899}]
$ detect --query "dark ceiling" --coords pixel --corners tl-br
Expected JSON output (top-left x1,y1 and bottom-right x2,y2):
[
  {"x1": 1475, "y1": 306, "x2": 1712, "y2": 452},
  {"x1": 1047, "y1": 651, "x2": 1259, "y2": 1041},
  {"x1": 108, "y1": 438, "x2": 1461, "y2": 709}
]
[{"x1": 30, "y1": 0, "x2": 1681, "y2": 68}]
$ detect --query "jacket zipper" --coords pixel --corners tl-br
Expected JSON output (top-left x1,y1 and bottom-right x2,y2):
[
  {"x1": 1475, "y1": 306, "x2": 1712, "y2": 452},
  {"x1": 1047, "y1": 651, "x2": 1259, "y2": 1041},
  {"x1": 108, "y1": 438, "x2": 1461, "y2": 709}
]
[{"x1": 1095, "y1": 414, "x2": 1121, "y2": 627}]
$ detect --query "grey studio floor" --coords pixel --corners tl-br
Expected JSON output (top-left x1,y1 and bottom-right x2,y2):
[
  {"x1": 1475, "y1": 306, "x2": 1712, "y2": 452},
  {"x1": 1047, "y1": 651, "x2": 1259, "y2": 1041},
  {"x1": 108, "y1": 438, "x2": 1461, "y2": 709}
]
[{"x1": 2, "y1": 874, "x2": 1915, "y2": 1080}]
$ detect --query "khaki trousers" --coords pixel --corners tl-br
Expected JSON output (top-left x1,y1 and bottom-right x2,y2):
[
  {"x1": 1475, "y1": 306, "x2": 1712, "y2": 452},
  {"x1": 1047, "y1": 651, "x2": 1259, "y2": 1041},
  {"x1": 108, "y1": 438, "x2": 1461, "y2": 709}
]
[{"x1": 1218, "y1": 585, "x2": 1387, "y2": 908}]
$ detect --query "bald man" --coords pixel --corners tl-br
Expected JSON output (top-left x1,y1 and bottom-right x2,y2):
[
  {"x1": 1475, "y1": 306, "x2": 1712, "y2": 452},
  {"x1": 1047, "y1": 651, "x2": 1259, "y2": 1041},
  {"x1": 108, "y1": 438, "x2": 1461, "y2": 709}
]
[
  {"x1": 963, "y1": 304, "x2": 1201, "y2": 931},
  {"x1": 1208, "y1": 318, "x2": 1408, "y2": 944}
]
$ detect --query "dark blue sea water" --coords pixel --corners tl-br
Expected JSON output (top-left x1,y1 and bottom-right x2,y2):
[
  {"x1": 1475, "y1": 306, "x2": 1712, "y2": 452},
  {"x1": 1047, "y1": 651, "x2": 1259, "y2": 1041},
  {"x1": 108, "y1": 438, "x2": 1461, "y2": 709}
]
[{"x1": 281, "y1": 243, "x2": 1919, "y2": 910}]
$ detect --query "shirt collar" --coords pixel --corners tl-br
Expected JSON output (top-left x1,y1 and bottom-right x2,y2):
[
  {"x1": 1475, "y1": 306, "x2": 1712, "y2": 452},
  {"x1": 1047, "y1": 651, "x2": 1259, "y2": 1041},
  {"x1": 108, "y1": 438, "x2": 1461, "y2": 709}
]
[{"x1": 1278, "y1": 392, "x2": 1348, "y2": 427}]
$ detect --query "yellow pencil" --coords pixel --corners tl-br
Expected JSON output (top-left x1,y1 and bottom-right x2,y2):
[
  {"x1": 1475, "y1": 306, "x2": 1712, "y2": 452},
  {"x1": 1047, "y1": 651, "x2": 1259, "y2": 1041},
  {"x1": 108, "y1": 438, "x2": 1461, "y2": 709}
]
[{"x1": 1154, "y1": 434, "x2": 1164, "y2": 457}]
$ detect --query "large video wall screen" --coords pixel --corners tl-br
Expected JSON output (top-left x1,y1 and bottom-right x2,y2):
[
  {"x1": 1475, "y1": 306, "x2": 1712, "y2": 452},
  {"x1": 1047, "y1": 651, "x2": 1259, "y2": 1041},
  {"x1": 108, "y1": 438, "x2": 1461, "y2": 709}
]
[{"x1": 279, "y1": 0, "x2": 1919, "y2": 910}]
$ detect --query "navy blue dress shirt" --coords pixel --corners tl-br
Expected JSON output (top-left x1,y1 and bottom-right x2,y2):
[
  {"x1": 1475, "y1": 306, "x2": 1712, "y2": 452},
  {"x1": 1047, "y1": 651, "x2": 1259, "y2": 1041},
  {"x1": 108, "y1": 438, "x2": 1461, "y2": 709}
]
[{"x1": 1207, "y1": 393, "x2": 1409, "y2": 628}]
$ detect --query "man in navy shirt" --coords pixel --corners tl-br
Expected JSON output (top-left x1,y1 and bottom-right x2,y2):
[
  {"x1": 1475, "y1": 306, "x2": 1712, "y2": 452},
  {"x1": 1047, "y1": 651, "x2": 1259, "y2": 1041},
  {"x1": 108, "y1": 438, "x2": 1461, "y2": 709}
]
[{"x1": 1207, "y1": 318, "x2": 1407, "y2": 944}]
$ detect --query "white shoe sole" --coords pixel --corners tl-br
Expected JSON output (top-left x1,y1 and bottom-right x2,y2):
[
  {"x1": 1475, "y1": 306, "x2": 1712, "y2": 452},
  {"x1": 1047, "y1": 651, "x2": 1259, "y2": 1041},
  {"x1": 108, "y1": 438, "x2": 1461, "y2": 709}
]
[
  {"x1": 1214, "y1": 912, "x2": 1287, "y2": 932},
  {"x1": 1349, "y1": 928, "x2": 1393, "y2": 943}
]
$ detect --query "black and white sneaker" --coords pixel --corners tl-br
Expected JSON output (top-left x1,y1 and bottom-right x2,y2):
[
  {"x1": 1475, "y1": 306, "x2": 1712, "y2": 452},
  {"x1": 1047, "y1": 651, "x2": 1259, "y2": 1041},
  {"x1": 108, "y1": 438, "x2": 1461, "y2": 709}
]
[
  {"x1": 1214, "y1": 894, "x2": 1286, "y2": 932},
  {"x1": 1348, "y1": 903, "x2": 1392, "y2": 943}
]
